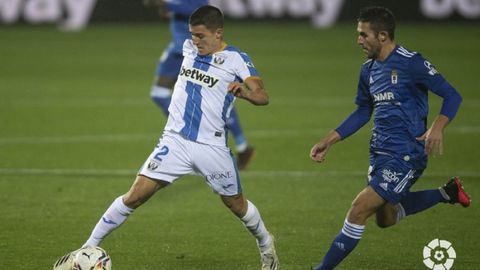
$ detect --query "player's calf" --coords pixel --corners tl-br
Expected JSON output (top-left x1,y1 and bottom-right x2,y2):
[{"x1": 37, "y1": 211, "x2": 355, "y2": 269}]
[{"x1": 374, "y1": 205, "x2": 398, "y2": 228}]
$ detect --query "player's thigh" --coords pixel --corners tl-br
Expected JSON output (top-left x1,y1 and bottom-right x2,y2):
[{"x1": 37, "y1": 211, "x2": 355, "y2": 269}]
[
  {"x1": 348, "y1": 186, "x2": 387, "y2": 224},
  {"x1": 139, "y1": 132, "x2": 194, "y2": 185},
  {"x1": 193, "y1": 144, "x2": 242, "y2": 197},
  {"x1": 368, "y1": 155, "x2": 422, "y2": 205}
]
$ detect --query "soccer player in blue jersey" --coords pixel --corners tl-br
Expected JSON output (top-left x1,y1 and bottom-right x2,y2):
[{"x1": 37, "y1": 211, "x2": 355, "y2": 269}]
[
  {"x1": 53, "y1": 5, "x2": 278, "y2": 270},
  {"x1": 309, "y1": 6, "x2": 471, "y2": 270},
  {"x1": 146, "y1": 0, "x2": 256, "y2": 170}
]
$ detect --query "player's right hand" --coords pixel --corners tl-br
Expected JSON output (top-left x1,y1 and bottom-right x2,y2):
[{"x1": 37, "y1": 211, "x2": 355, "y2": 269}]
[
  {"x1": 228, "y1": 82, "x2": 246, "y2": 98},
  {"x1": 310, "y1": 142, "x2": 329, "y2": 163}
]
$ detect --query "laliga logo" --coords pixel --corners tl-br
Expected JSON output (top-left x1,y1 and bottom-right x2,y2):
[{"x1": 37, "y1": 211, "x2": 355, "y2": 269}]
[{"x1": 423, "y1": 239, "x2": 456, "y2": 270}]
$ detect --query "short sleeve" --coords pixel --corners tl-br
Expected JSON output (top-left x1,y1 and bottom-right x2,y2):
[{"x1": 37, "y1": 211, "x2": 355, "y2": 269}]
[{"x1": 234, "y1": 52, "x2": 259, "y2": 81}]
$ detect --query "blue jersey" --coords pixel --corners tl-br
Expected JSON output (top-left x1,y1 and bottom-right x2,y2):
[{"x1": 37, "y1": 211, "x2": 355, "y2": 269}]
[
  {"x1": 164, "y1": 0, "x2": 208, "y2": 54},
  {"x1": 337, "y1": 46, "x2": 462, "y2": 169}
]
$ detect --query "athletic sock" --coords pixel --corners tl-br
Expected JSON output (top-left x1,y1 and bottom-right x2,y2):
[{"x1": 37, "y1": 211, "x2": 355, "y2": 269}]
[
  {"x1": 150, "y1": 85, "x2": 172, "y2": 115},
  {"x1": 83, "y1": 196, "x2": 134, "y2": 247},
  {"x1": 240, "y1": 200, "x2": 272, "y2": 252},
  {"x1": 396, "y1": 190, "x2": 446, "y2": 221},
  {"x1": 226, "y1": 108, "x2": 247, "y2": 151},
  {"x1": 315, "y1": 219, "x2": 364, "y2": 270}
]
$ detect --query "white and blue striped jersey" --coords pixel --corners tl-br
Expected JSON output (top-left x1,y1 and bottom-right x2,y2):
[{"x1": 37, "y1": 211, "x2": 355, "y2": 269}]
[{"x1": 164, "y1": 39, "x2": 259, "y2": 146}]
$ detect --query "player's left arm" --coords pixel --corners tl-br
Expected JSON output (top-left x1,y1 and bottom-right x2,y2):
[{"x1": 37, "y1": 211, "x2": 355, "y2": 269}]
[
  {"x1": 417, "y1": 114, "x2": 450, "y2": 156},
  {"x1": 228, "y1": 77, "x2": 269, "y2": 106},
  {"x1": 412, "y1": 55, "x2": 463, "y2": 156}
]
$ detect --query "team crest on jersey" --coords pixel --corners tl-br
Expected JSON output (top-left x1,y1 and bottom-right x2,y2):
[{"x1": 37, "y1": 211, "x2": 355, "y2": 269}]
[
  {"x1": 147, "y1": 160, "x2": 160, "y2": 171},
  {"x1": 180, "y1": 66, "x2": 220, "y2": 88},
  {"x1": 213, "y1": 55, "x2": 226, "y2": 65},
  {"x1": 391, "y1": 70, "x2": 398, "y2": 84}
]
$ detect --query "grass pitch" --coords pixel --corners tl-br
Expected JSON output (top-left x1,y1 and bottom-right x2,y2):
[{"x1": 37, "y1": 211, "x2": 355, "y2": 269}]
[{"x1": 0, "y1": 22, "x2": 479, "y2": 269}]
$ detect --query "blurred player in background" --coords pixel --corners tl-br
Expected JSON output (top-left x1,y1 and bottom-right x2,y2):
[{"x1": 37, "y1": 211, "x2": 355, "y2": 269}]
[
  {"x1": 54, "y1": 5, "x2": 278, "y2": 270},
  {"x1": 309, "y1": 6, "x2": 470, "y2": 270},
  {"x1": 145, "y1": 0, "x2": 255, "y2": 170}
]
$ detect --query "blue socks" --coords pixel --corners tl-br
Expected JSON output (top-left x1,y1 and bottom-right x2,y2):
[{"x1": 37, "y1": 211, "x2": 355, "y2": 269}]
[
  {"x1": 315, "y1": 190, "x2": 446, "y2": 269},
  {"x1": 396, "y1": 189, "x2": 446, "y2": 221},
  {"x1": 315, "y1": 220, "x2": 365, "y2": 270}
]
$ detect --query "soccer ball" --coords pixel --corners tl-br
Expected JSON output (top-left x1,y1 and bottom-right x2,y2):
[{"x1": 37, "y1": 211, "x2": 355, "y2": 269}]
[{"x1": 72, "y1": 246, "x2": 112, "y2": 270}]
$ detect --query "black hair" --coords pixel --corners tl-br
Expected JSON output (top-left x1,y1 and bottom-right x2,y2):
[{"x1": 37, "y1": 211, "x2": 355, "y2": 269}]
[
  {"x1": 358, "y1": 6, "x2": 396, "y2": 40},
  {"x1": 189, "y1": 5, "x2": 224, "y2": 31}
]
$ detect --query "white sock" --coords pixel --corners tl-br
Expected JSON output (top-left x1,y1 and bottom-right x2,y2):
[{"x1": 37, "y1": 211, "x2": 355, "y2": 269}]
[
  {"x1": 150, "y1": 85, "x2": 172, "y2": 98},
  {"x1": 83, "y1": 196, "x2": 134, "y2": 247},
  {"x1": 241, "y1": 200, "x2": 272, "y2": 252},
  {"x1": 236, "y1": 142, "x2": 248, "y2": 153}
]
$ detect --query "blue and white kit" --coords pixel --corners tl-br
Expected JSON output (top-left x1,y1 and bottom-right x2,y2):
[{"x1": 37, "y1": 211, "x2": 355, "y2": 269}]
[
  {"x1": 141, "y1": 39, "x2": 259, "y2": 196},
  {"x1": 336, "y1": 46, "x2": 462, "y2": 204}
]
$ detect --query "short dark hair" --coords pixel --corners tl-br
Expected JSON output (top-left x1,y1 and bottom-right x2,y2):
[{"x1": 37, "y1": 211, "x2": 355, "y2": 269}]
[
  {"x1": 358, "y1": 6, "x2": 396, "y2": 40},
  {"x1": 189, "y1": 5, "x2": 224, "y2": 31}
]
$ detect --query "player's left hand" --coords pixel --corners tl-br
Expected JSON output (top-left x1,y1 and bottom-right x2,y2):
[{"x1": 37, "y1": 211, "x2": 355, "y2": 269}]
[{"x1": 416, "y1": 128, "x2": 444, "y2": 157}]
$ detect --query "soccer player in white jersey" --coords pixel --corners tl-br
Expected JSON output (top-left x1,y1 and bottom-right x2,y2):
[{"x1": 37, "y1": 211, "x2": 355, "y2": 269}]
[
  {"x1": 144, "y1": 0, "x2": 256, "y2": 170},
  {"x1": 53, "y1": 5, "x2": 278, "y2": 270}
]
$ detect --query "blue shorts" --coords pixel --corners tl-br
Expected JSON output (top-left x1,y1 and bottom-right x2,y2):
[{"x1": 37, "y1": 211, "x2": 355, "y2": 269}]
[
  {"x1": 367, "y1": 154, "x2": 424, "y2": 204},
  {"x1": 155, "y1": 43, "x2": 184, "y2": 78}
]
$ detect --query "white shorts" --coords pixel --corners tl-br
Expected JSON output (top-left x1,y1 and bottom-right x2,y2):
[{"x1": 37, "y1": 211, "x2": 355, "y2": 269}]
[{"x1": 139, "y1": 131, "x2": 242, "y2": 196}]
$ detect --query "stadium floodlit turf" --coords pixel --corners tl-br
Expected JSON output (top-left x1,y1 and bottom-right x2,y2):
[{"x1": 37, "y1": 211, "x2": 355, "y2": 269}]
[{"x1": 0, "y1": 22, "x2": 479, "y2": 269}]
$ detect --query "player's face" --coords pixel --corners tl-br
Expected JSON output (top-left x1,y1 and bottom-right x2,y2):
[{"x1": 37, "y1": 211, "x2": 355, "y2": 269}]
[
  {"x1": 189, "y1": 24, "x2": 223, "y2": 56},
  {"x1": 357, "y1": 22, "x2": 382, "y2": 59}
]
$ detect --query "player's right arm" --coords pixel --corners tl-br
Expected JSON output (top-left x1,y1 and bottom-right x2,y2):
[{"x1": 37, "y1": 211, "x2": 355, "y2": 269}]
[{"x1": 310, "y1": 130, "x2": 342, "y2": 163}]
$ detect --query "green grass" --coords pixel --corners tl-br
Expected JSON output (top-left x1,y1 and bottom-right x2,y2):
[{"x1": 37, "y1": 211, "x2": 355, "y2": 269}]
[{"x1": 0, "y1": 22, "x2": 479, "y2": 269}]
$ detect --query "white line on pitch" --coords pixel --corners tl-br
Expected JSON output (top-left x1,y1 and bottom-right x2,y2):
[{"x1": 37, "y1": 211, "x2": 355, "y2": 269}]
[
  {"x1": 0, "y1": 126, "x2": 479, "y2": 145},
  {"x1": 0, "y1": 168, "x2": 479, "y2": 178}
]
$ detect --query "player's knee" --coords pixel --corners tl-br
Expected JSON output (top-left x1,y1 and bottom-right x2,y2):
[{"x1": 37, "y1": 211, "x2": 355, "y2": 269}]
[
  {"x1": 222, "y1": 194, "x2": 247, "y2": 217},
  {"x1": 122, "y1": 178, "x2": 164, "y2": 209},
  {"x1": 122, "y1": 193, "x2": 144, "y2": 209},
  {"x1": 225, "y1": 200, "x2": 243, "y2": 216},
  {"x1": 348, "y1": 201, "x2": 370, "y2": 224}
]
